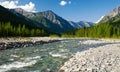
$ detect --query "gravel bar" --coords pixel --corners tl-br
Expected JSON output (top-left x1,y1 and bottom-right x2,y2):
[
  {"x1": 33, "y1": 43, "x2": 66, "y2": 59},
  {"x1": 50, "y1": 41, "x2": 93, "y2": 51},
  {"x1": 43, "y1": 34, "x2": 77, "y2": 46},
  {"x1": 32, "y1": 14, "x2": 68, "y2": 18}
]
[
  {"x1": 59, "y1": 39, "x2": 120, "y2": 72},
  {"x1": 0, "y1": 37, "x2": 63, "y2": 50}
]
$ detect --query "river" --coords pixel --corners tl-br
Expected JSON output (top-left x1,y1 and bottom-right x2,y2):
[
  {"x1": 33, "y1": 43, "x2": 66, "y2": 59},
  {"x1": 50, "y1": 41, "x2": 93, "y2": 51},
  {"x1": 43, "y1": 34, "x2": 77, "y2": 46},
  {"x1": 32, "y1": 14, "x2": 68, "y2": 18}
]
[{"x1": 0, "y1": 38, "x2": 98, "y2": 72}]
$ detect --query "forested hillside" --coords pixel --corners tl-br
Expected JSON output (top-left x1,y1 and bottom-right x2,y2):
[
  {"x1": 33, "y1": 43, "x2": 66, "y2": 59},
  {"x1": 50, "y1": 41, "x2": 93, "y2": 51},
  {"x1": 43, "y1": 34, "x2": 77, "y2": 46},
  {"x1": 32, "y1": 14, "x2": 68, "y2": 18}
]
[
  {"x1": 62, "y1": 21, "x2": 120, "y2": 38},
  {"x1": 63, "y1": 6, "x2": 120, "y2": 38},
  {"x1": 0, "y1": 5, "x2": 51, "y2": 37}
]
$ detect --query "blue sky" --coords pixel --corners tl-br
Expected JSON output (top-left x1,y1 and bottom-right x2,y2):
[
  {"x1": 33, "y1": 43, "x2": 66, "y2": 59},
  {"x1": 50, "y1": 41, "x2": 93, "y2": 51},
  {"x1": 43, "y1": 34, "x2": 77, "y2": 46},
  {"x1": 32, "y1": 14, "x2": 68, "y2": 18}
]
[{"x1": 0, "y1": 0, "x2": 120, "y2": 22}]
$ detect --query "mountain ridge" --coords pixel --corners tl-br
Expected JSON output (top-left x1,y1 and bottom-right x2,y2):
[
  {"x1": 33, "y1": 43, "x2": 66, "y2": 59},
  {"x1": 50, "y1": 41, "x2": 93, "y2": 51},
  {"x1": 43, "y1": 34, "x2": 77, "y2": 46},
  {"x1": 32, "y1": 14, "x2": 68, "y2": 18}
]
[
  {"x1": 10, "y1": 8, "x2": 76, "y2": 33},
  {"x1": 98, "y1": 6, "x2": 120, "y2": 23},
  {"x1": 10, "y1": 8, "x2": 94, "y2": 33}
]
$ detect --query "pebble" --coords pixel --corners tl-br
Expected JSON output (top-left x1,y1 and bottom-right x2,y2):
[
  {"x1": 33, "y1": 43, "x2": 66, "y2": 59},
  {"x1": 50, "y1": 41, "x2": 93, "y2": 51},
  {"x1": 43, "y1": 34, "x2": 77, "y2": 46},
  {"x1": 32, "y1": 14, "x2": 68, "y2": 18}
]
[
  {"x1": 0, "y1": 37, "x2": 62, "y2": 50},
  {"x1": 59, "y1": 39, "x2": 120, "y2": 72}
]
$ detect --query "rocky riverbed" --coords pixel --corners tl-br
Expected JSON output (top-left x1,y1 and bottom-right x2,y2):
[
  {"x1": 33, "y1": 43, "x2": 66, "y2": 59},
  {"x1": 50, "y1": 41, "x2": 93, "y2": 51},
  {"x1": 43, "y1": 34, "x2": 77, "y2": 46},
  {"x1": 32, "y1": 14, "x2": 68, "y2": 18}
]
[
  {"x1": 59, "y1": 39, "x2": 120, "y2": 72},
  {"x1": 0, "y1": 37, "x2": 63, "y2": 50}
]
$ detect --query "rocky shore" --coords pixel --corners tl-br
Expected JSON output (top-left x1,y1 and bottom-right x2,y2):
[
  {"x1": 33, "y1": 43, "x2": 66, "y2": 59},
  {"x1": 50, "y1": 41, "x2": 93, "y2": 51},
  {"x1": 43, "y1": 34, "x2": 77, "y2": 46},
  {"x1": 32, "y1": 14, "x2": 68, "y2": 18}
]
[
  {"x1": 59, "y1": 39, "x2": 120, "y2": 72},
  {"x1": 0, "y1": 37, "x2": 63, "y2": 50}
]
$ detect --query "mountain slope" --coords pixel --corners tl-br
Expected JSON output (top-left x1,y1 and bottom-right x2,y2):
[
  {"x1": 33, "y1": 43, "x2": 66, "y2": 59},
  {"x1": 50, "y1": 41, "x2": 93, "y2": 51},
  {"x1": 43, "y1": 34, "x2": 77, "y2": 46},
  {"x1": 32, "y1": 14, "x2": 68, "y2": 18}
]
[
  {"x1": 0, "y1": 5, "x2": 51, "y2": 37},
  {"x1": 0, "y1": 6, "x2": 36, "y2": 29},
  {"x1": 11, "y1": 8, "x2": 75, "y2": 33},
  {"x1": 99, "y1": 6, "x2": 120, "y2": 23},
  {"x1": 40, "y1": 10, "x2": 74, "y2": 29},
  {"x1": 68, "y1": 21, "x2": 82, "y2": 28},
  {"x1": 63, "y1": 21, "x2": 120, "y2": 38},
  {"x1": 11, "y1": 8, "x2": 95, "y2": 34}
]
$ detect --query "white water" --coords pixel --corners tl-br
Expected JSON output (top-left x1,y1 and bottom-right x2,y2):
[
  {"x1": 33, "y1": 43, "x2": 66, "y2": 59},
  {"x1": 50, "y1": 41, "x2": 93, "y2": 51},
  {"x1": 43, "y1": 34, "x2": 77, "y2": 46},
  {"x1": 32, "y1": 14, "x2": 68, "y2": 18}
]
[{"x1": 0, "y1": 56, "x2": 41, "y2": 72}]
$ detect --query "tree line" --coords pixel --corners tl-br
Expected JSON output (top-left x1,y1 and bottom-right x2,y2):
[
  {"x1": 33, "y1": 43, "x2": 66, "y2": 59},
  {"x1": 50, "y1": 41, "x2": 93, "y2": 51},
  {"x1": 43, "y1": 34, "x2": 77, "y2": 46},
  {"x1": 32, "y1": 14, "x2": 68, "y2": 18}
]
[
  {"x1": 62, "y1": 22, "x2": 120, "y2": 38},
  {"x1": 0, "y1": 22, "x2": 49, "y2": 37}
]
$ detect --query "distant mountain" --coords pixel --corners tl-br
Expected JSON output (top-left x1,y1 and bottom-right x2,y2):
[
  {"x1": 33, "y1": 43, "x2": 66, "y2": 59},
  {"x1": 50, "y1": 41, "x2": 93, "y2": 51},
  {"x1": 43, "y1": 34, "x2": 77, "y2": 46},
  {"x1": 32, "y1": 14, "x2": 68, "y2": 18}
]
[
  {"x1": 69, "y1": 21, "x2": 82, "y2": 28},
  {"x1": 69, "y1": 21, "x2": 94, "y2": 28},
  {"x1": 77, "y1": 21, "x2": 94, "y2": 27},
  {"x1": 99, "y1": 6, "x2": 120, "y2": 23},
  {"x1": 11, "y1": 8, "x2": 75, "y2": 33}
]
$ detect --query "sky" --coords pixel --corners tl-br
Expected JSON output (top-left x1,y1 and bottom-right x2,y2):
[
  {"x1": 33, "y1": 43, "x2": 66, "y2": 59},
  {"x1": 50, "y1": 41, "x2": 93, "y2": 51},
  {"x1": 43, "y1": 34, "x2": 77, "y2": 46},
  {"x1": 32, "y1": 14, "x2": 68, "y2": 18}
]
[{"x1": 0, "y1": 0, "x2": 120, "y2": 23}]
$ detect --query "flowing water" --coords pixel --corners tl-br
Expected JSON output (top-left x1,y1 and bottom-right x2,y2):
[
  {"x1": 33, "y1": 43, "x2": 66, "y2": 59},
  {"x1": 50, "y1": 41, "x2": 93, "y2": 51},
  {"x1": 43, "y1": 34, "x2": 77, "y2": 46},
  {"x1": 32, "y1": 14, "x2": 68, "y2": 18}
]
[{"x1": 0, "y1": 38, "x2": 98, "y2": 72}]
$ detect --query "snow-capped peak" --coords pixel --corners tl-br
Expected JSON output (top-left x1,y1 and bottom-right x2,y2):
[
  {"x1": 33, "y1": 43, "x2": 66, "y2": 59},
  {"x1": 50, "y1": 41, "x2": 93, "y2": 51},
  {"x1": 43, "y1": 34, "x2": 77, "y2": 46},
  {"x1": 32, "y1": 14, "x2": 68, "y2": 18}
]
[{"x1": 96, "y1": 16, "x2": 104, "y2": 23}]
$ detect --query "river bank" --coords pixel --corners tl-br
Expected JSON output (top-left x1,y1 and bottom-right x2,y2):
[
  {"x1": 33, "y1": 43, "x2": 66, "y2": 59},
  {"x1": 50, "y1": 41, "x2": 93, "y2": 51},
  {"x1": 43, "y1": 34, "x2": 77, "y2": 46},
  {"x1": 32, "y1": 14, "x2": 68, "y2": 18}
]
[
  {"x1": 0, "y1": 38, "x2": 120, "y2": 72},
  {"x1": 59, "y1": 39, "x2": 120, "y2": 72},
  {"x1": 0, "y1": 37, "x2": 63, "y2": 50}
]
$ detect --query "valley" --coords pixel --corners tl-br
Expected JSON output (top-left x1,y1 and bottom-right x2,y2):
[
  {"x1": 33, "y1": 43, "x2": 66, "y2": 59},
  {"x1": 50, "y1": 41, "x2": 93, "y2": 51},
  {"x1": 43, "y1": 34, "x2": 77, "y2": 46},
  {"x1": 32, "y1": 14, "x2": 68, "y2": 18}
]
[{"x1": 0, "y1": 1, "x2": 120, "y2": 72}]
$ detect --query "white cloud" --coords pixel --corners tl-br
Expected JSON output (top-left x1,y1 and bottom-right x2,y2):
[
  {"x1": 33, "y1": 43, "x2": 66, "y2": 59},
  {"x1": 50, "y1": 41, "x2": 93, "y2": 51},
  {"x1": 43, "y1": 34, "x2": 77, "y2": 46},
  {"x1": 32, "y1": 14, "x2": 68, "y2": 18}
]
[
  {"x1": 18, "y1": 2, "x2": 35, "y2": 12},
  {"x1": 60, "y1": 0, "x2": 67, "y2": 6},
  {"x1": 0, "y1": 1, "x2": 18, "y2": 9},
  {"x1": 59, "y1": 0, "x2": 72, "y2": 6},
  {"x1": 0, "y1": 0, "x2": 36, "y2": 12}
]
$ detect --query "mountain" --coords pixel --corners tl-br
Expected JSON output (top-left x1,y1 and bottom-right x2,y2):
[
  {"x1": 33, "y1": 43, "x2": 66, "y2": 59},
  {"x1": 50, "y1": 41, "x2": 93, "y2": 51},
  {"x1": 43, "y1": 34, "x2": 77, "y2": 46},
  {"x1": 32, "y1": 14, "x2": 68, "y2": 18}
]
[
  {"x1": 99, "y1": 6, "x2": 120, "y2": 23},
  {"x1": 96, "y1": 16, "x2": 104, "y2": 23},
  {"x1": 63, "y1": 6, "x2": 120, "y2": 38},
  {"x1": 77, "y1": 21, "x2": 94, "y2": 27},
  {"x1": 11, "y1": 8, "x2": 75, "y2": 33},
  {"x1": 69, "y1": 21, "x2": 94, "y2": 28},
  {"x1": 63, "y1": 19, "x2": 120, "y2": 38},
  {"x1": 10, "y1": 8, "x2": 36, "y2": 18},
  {"x1": 11, "y1": 8, "x2": 95, "y2": 33},
  {"x1": 0, "y1": 5, "x2": 51, "y2": 37},
  {"x1": 69, "y1": 21, "x2": 82, "y2": 28}
]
